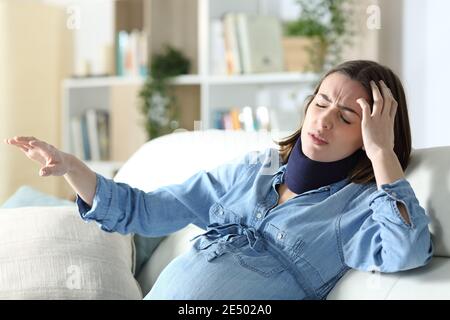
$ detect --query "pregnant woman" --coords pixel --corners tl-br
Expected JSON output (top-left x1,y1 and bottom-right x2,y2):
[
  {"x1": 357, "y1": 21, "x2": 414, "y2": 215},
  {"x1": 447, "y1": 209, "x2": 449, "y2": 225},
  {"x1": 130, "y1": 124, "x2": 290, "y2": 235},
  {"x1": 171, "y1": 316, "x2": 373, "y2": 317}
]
[{"x1": 5, "y1": 60, "x2": 433, "y2": 300}]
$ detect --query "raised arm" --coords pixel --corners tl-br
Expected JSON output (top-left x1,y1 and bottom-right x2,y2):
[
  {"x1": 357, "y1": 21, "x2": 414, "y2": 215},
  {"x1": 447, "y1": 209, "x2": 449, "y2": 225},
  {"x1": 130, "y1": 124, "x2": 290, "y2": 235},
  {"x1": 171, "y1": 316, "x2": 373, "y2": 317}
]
[{"x1": 339, "y1": 178, "x2": 433, "y2": 273}]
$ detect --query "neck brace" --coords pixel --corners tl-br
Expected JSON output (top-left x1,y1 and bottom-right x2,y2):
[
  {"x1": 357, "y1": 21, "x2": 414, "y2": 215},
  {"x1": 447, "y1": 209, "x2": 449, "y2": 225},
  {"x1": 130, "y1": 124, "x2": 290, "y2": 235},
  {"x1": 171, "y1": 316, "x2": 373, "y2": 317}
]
[{"x1": 284, "y1": 135, "x2": 363, "y2": 195}]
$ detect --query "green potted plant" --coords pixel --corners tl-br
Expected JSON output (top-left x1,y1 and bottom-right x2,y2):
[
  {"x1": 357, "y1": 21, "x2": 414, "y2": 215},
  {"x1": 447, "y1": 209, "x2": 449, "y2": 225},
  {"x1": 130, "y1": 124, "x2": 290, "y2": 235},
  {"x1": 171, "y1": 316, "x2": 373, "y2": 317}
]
[
  {"x1": 139, "y1": 45, "x2": 190, "y2": 140},
  {"x1": 283, "y1": 0, "x2": 354, "y2": 73}
]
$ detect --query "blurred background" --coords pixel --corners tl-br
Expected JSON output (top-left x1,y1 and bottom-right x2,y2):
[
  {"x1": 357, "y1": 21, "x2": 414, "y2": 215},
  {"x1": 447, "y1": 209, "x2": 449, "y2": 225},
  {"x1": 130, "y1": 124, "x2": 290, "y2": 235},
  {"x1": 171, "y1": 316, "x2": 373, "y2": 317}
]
[{"x1": 0, "y1": 0, "x2": 448, "y2": 203}]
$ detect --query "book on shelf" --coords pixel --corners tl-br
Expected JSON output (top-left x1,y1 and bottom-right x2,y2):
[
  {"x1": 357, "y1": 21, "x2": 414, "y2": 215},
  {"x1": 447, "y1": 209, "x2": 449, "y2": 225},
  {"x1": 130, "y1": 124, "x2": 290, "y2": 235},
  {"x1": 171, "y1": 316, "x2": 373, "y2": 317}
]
[
  {"x1": 235, "y1": 13, "x2": 284, "y2": 73},
  {"x1": 216, "y1": 12, "x2": 285, "y2": 75},
  {"x1": 212, "y1": 106, "x2": 272, "y2": 132},
  {"x1": 116, "y1": 29, "x2": 148, "y2": 77},
  {"x1": 80, "y1": 115, "x2": 91, "y2": 160},
  {"x1": 223, "y1": 13, "x2": 242, "y2": 75},
  {"x1": 86, "y1": 109, "x2": 101, "y2": 161},
  {"x1": 210, "y1": 19, "x2": 228, "y2": 75},
  {"x1": 70, "y1": 116, "x2": 85, "y2": 160},
  {"x1": 96, "y1": 111, "x2": 110, "y2": 161},
  {"x1": 70, "y1": 109, "x2": 110, "y2": 162}
]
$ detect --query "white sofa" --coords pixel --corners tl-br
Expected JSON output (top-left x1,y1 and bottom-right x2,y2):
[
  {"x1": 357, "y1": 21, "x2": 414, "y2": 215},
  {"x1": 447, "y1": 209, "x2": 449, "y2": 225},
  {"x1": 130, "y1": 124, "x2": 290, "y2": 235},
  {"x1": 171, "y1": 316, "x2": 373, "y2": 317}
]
[{"x1": 114, "y1": 129, "x2": 450, "y2": 300}]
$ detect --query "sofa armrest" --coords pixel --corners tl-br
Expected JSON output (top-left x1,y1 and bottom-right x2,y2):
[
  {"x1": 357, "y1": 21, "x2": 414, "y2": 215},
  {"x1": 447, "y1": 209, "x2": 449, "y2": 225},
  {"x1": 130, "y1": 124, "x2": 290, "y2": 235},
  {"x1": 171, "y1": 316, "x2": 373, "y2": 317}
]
[{"x1": 328, "y1": 257, "x2": 450, "y2": 300}]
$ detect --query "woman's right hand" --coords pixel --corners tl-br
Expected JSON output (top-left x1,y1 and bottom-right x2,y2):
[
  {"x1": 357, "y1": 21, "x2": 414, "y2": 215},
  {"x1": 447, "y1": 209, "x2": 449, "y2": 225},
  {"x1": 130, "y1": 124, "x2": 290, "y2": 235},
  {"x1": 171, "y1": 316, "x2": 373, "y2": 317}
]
[{"x1": 4, "y1": 136, "x2": 71, "y2": 177}]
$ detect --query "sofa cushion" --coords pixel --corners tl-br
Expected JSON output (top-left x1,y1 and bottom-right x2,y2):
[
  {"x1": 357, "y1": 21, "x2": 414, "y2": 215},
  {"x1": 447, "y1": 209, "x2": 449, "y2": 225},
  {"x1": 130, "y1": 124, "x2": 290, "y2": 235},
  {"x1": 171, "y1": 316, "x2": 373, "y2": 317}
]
[
  {"x1": 0, "y1": 206, "x2": 142, "y2": 299},
  {"x1": 406, "y1": 146, "x2": 450, "y2": 257},
  {"x1": 1, "y1": 185, "x2": 75, "y2": 208}
]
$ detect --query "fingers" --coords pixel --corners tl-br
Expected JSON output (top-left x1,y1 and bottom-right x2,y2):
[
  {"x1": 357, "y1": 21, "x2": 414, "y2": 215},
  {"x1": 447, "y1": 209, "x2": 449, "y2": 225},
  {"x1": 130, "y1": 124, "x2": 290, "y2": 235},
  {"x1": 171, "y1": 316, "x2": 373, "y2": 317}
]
[
  {"x1": 379, "y1": 80, "x2": 396, "y2": 120},
  {"x1": 5, "y1": 136, "x2": 37, "y2": 147},
  {"x1": 390, "y1": 99, "x2": 398, "y2": 122},
  {"x1": 39, "y1": 167, "x2": 51, "y2": 177},
  {"x1": 17, "y1": 145, "x2": 30, "y2": 152},
  {"x1": 5, "y1": 137, "x2": 32, "y2": 152},
  {"x1": 378, "y1": 80, "x2": 399, "y2": 123},
  {"x1": 356, "y1": 98, "x2": 371, "y2": 122},
  {"x1": 5, "y1": 136, "x2": 53, "y2": 162},
  {"x1": 29, "y1": 140, "x2": 47, "y2": 149},
  {"x1": 15, "y1": 136, "x2": 36, "y2": 141},
  {"x1": 6, "y1": 136, "x2": 51, "y2": 152},
  {"x1": 378, "y1": 81, "x2": 391, "y2": 118},
  {"x1": 30, "y1": 140, "x2": 55, "y2": 163},
  {"x1": 10, "y1": 136, "x2": 37, "y2": 144},
  {"x1": 381, "y1": 81, "x2": 398, "y2": 121},
  {"x1": 370, "y1": 81, "x2": 383, "y2": 117},
  {"x1": 40, "y1": 164, "x2": 60, "y2": 177}
]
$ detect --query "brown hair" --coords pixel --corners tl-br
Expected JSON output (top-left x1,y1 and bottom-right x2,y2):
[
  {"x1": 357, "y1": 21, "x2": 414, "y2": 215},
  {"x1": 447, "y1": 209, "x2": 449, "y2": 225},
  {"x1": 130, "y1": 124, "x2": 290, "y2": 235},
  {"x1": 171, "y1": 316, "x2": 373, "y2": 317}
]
[{"x1": 275, "y1": 60, "x2": 412, "y2": 185}]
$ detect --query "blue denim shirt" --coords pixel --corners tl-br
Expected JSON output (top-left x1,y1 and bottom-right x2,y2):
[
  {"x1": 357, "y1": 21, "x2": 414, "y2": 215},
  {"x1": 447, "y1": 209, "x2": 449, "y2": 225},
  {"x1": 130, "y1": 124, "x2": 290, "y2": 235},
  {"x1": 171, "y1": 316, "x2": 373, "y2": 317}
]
[{"x1": 76, "y1": 148, "x2": 433, "y2": 300}]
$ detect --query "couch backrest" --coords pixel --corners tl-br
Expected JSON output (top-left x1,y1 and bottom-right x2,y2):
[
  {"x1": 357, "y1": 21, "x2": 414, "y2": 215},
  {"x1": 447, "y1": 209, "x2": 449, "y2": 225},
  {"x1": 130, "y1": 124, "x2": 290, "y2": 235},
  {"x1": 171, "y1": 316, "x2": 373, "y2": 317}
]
[
  {"x1": 114, "y1": 130, "x2": 450, "y2": 258},
  {"x1": 114, "y1": 129, "x2": 287, "y2": 192},
  {"x1": 405, "y1": 146, "x2": 450, "y2": 257}
]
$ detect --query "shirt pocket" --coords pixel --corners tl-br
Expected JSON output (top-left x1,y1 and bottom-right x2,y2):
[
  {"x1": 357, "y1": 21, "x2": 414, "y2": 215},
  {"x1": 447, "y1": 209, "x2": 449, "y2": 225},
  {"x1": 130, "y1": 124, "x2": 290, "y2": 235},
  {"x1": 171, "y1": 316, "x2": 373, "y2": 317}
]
[
  {"x1": 231, "y1": 246, "x2": 286, "y2": 278},
  {"x1": 209, "y1": 202, "x2": 241, "y2": 224}
]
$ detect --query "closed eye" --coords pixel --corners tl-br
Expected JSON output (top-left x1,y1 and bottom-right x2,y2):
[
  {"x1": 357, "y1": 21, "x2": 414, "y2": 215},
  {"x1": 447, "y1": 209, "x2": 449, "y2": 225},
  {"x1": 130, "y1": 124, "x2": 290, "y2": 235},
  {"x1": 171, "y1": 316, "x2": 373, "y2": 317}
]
[{"x1": 315, "y1": 104, "x2": 351, "y2": 124}]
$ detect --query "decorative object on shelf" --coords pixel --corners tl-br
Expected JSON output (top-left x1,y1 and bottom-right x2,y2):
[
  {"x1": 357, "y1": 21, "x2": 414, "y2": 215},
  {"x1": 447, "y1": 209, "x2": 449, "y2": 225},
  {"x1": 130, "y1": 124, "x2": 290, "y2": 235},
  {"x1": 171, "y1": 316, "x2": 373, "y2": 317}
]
[
  {"x1": 283, "y1": 0, "x2": 354, "y2": 73},
  {"x1": 212, "y1": 106, "x2": 271, "y2": 132},
  {"x1": 138, "y1": 45, "x2": 191, "y2": 140}
]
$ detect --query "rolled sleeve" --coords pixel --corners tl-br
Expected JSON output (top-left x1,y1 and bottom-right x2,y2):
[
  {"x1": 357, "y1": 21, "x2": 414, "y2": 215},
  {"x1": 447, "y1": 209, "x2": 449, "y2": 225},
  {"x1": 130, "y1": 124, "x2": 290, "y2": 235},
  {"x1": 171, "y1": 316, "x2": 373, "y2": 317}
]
[
  {"x1": 341, "y1": 178, "x2": 433, "y2": 273},
  {"x1": 368, "y1": 178, "x2": 430, "y2": 229},
  {"x1": 76, "y1": 173, "x2": 116, "y2": 232}
]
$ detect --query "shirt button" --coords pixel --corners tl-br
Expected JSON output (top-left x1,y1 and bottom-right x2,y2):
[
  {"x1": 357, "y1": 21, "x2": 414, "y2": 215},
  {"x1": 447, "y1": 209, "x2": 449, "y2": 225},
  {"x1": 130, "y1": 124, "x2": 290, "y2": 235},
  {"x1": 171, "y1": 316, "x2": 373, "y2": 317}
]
[
  {"x1": 256, "y1": 212, "x2": 263, "y2": 219},
  {"x1": 218, "y1": 207, "x2": 224, "y2": 215},
  {"x1": 277, "y1": 233, "x2": 284, "y2": 240}
]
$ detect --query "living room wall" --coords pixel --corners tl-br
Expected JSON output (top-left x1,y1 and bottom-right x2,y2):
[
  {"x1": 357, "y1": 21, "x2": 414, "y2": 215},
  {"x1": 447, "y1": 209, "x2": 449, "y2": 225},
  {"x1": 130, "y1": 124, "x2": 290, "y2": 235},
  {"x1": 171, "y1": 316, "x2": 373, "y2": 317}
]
[
  {"x1": 0, "y1": 0, "x2": 73, "y2": 203},
  {"x1": 402, "y1": 0, "x2": 450, "y2": 149}
]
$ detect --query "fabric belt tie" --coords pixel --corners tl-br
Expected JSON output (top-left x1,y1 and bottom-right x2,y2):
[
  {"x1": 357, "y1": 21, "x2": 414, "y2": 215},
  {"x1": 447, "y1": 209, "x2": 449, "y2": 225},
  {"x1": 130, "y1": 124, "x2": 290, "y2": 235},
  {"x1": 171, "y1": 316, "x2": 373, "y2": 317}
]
[{"x1": 190, "y1": 223, "x2": 266, "y2": 261}]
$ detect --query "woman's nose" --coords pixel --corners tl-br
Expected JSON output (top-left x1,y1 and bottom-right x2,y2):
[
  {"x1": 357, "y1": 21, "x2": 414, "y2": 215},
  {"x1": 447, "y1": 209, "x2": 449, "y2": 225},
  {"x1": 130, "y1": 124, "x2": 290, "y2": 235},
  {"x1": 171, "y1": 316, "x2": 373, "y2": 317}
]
[{"x1": 317, "y1": 109, "x2": 334, "y2": 129}]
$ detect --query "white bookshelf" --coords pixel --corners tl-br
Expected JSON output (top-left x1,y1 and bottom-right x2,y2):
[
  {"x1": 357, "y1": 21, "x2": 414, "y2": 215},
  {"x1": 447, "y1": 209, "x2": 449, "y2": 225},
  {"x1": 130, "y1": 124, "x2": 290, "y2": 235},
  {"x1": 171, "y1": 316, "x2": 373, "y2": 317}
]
[
  {"x1": 63, "y1": 75, "x2": 204, "y2": 89},
  {"x1": 62, "y1": 0, "x2": 320, "y2": 176},
  {"x1": 63, "y1": 72, "x2": 318, "y2": 88}
]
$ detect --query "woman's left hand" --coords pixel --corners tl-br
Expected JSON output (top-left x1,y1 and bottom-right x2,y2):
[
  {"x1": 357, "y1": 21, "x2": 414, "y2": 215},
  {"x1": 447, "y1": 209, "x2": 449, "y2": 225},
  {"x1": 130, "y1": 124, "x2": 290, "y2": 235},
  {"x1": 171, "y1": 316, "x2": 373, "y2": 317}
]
[{"x1": 356, "y1": 80, "x2": 398, "y2": 161}]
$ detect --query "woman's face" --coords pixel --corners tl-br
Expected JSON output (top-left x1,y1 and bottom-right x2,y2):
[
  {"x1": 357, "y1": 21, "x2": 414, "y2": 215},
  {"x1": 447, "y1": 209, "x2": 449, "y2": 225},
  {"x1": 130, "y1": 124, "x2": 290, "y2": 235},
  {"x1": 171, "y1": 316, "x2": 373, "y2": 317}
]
[{"x1": 300, "y1": 72, "x2": 370, "y2": 162}]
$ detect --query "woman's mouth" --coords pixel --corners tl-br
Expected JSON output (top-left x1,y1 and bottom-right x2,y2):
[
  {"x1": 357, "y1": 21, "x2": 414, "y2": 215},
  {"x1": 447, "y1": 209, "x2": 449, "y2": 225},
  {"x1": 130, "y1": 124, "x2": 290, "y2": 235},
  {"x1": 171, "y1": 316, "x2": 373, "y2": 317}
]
[{"x1": 309, "y1": 133, "x2": 329, "y2": 145}]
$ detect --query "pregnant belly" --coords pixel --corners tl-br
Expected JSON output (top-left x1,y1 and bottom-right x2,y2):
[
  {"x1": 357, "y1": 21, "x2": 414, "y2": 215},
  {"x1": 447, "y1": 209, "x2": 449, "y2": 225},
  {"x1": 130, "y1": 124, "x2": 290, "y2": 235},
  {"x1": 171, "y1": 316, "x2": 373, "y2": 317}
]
[{"x1": 144, "y1": 246, "x2": 304, "y2": 300}]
